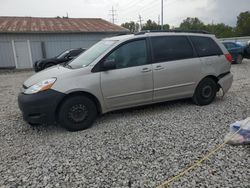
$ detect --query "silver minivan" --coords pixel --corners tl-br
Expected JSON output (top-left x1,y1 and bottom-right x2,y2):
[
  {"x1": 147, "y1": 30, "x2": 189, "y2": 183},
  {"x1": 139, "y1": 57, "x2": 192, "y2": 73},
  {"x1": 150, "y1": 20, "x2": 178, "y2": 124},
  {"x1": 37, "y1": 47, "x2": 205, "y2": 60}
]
[{"x1": 18, "y1": 31, "x2": 233, "y2": 131}]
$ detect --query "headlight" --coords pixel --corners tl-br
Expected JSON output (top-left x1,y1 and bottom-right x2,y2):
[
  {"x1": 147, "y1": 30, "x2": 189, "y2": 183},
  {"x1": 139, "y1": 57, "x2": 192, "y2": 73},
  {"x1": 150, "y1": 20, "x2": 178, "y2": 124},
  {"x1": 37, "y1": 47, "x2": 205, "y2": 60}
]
[{"x1": 24, "y1": 78, "x2": 56, "y2": 94}]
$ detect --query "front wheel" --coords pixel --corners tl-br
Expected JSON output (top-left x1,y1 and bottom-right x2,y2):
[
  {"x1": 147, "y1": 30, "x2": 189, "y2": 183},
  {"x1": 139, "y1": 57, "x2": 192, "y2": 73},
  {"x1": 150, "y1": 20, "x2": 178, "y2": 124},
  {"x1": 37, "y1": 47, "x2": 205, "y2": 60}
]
[
  {"x1": 57, "y1": 95, "x2": 97, "y2": 131},
  {"x1": 192, "y1": 78, "x2": 217, "y2": 106}
]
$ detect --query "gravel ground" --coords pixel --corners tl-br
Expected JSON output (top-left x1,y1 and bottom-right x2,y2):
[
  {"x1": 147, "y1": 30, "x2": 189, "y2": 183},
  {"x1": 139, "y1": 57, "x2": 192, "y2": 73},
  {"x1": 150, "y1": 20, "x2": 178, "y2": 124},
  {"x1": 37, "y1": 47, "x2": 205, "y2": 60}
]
[{"x1": 0, "y1": 61, "x2": 250, "y2": 188}]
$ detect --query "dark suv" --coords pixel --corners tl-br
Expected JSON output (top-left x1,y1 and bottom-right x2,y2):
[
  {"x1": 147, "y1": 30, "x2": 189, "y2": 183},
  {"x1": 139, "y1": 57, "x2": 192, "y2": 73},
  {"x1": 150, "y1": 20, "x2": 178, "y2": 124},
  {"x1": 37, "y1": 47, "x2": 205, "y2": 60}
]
[{"x1": 34, "y1": 48, "x2": 85, "y2": 72}]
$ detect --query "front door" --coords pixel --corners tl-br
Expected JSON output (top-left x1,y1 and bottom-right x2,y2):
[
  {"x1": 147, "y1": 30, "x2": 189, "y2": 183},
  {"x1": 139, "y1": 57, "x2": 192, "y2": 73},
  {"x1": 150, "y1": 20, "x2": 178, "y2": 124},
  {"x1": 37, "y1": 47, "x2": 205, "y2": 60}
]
[
  {"x1": 14, "y1": 41, "x2": 31, "y2": 69},
  {"x1": 100, "y1": 39, "x2": 153, "y2": 109},
  {"x1": 151, "y1": 36, "x2": 201, "y2": 102}
]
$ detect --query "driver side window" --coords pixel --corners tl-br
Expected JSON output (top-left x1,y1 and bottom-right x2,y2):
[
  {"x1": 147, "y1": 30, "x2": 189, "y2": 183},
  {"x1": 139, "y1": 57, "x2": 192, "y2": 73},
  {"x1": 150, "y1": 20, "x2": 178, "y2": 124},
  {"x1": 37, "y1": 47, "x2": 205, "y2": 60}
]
[{"x1": 105, "y1": 39, "x2": 148, "y2": 69}]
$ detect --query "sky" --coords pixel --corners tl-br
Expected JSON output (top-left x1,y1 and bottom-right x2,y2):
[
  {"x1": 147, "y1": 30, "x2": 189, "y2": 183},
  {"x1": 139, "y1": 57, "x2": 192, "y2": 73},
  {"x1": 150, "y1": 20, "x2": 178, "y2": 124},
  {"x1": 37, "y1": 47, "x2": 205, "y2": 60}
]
[{"x1": 0, "y1": 0, "x2": 250, "y2": 27}]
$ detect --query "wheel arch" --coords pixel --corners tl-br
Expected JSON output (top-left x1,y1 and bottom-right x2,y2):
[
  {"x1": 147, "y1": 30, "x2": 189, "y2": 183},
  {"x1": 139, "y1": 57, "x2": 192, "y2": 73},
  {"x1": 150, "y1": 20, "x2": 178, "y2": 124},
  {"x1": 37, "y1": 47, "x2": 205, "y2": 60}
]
[
  {"x1": 193, "y1": 75, "x2": 219, "y2": 105},
  {"x1": 203, "y1": 75, "x2": 218, "y2": 83},
  {"x1": 196, "y1": 75, "x2": 219, "y2": 91},
  {"x1": 55, "y1": 91, "x2": 102, "y2": 119}
]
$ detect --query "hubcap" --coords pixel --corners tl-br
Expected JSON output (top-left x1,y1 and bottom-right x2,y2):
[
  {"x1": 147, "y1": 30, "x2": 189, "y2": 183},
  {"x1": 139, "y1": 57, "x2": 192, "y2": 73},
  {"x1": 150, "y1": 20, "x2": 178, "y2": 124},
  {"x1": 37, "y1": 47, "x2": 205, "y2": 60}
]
[
  {"x1": 68, "y1": 104, "x2": 88, "y2": 123},
  {"x1": 202, "y1": 85, "x2": 212, "y2": 98}
]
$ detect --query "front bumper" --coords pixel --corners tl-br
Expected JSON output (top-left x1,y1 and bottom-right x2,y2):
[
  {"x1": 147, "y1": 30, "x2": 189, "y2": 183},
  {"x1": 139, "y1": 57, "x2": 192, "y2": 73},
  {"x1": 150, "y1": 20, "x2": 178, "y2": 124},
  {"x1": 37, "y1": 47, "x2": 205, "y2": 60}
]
[
  {"x1": 18, "y1": 89, "x2": 65, "y2": 125},
  {"x1": 218, "y1": 72, "x2": 233, "y2": 94}
]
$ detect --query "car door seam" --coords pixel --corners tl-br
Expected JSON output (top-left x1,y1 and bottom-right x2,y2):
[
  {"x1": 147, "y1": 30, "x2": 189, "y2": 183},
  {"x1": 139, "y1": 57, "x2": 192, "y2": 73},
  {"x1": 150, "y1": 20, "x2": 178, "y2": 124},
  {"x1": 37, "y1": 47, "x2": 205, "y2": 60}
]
[
  {"x1": 106, "y1": 89, "x2": 153, "y2": 99},
  {"x1": 154, "y1": 82, "x2": 195, "y2": 92}
]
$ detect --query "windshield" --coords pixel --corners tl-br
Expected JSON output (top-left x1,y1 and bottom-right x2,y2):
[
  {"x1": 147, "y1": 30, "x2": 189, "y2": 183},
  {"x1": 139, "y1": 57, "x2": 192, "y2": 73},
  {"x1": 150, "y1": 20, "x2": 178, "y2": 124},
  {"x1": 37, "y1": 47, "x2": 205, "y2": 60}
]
[
  {"x1": 56, "y1": 50, "x2": 70, "y2": 59},
  {"x1": 236, "y1": 42, "x2": 246, "y2": 47},
  {"x1": 67, "y1": 40, "x2": 117, "y2": 69}
]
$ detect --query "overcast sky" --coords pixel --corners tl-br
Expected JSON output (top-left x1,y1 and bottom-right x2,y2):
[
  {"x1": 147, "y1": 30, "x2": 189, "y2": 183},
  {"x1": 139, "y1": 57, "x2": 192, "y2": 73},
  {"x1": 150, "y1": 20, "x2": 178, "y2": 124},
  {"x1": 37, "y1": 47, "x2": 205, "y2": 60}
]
[{"x1": 1, "y1": 0, "x2": 249, "y2": 27}]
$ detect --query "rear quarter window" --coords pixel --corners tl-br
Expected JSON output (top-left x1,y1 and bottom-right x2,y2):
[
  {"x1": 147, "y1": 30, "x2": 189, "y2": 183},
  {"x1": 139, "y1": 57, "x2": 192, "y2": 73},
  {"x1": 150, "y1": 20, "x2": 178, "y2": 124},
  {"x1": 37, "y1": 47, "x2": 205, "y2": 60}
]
[{"x1": 190, "y1": 36, "x2": 223, "y2": 57}]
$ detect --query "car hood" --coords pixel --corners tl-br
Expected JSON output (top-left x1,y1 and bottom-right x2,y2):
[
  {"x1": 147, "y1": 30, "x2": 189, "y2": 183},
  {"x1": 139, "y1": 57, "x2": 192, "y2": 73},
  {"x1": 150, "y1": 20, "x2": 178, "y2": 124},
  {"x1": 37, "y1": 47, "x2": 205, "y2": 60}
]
[{"x1": 24, "y1": 65, "x2": 73, "y2": 87}]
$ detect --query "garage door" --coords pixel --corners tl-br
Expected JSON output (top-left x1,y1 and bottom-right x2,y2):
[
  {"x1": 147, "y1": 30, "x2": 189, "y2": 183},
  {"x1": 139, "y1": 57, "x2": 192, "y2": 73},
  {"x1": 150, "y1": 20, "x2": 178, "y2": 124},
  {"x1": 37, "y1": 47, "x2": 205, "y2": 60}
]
[
  {"x1": 0, "y1": 41, "x2": 15, "y2": 68},
  {"x1": 14, "y1": 41, "x2": 32, "y2": 69}
]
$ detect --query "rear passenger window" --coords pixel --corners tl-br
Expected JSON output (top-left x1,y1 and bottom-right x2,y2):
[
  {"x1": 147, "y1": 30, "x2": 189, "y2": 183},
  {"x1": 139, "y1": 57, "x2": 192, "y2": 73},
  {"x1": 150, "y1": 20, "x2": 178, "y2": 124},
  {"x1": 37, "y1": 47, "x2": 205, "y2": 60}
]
[
  {"x1": 151, "y1": 36, "x2": 194, "y2": 62},
  {"x1": 190, "y1": 36, "x2": 223, "y2": 57}
]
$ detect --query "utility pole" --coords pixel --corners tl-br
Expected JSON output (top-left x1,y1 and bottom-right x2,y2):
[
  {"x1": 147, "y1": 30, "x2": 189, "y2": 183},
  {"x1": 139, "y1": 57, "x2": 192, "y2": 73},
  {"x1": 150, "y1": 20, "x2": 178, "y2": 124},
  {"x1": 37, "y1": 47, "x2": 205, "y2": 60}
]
[
  {"x1": 109, "y1": 6, "x2": 117, "y2": 24},
  {"x1": 161, "y1": 0, "x2": 164, "y2": 30},
  {"x1": 158, "y1": 15, "x2": 160, "y2": 29},
  {"x1": 211, "y1": 19, "x2": 214, "y2": 34},
  {"x1": 138, "y1": 15, "x2": 143, "y2": 31}
]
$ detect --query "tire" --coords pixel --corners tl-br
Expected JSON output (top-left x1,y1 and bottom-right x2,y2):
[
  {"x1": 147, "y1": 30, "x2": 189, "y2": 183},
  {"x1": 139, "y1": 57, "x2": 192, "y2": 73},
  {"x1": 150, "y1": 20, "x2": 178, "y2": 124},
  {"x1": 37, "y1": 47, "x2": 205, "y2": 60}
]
[
  {"x1": 28, "y1": 122, "x2": 40, "y2": 126},
  {"x1": 236, "y1": 54, "x2": 243, "y2": 64},
  {"x1": 192, "y1": 78, "x2": 217, "y2": 106},
  {"x1": 57, "y1": 95, "x2": 97, "y2": 131}
]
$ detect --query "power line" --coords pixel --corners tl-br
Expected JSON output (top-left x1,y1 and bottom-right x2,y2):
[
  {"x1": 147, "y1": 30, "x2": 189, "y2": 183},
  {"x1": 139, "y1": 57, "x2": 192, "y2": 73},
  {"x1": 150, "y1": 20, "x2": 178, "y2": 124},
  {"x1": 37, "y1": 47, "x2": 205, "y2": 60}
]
[
  {"x1": 109, "y1": 6, "x2": 117, "y2": 24},
  {"x1": 119, "y1": 0, "x2": 157, "y2": 21},
  {"x1": 119, "y1": 0, "x2": 144, "y2": 14},
  {"x1": 119, "y1": 0, "x2": 175, "y2": 25},
  {"x1": 132, "y1": 1, "x2": 160, "y2": 20},
  {"x1": 133, "y1": 0, "x2": 159, "y2": 14},
  {"x1": 119, "y1": 0, "x2": 162, "y2": 24}
]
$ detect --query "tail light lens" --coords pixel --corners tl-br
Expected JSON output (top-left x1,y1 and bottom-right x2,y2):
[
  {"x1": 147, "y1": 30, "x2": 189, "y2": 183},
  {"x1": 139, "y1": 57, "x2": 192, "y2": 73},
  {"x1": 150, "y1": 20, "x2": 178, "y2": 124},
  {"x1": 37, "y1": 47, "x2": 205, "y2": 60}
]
[{"x1": 225, "y1": 53, "x2": 232, "y2": 63}]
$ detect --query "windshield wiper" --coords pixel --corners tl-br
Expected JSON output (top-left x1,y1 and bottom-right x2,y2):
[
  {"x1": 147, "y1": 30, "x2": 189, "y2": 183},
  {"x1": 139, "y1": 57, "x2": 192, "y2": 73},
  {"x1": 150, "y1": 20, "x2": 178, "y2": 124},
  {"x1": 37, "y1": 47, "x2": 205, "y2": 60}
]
[{"x1": 63, "y1": 63, "x2": 72, "y2": 69}]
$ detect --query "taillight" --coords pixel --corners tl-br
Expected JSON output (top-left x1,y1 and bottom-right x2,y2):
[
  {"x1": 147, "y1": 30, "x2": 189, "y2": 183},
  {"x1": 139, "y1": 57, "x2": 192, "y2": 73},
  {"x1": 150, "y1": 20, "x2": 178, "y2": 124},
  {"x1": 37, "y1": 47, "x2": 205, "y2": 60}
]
[{"x1": 225, "y1": 53, "x2": 232, "y2": 63}]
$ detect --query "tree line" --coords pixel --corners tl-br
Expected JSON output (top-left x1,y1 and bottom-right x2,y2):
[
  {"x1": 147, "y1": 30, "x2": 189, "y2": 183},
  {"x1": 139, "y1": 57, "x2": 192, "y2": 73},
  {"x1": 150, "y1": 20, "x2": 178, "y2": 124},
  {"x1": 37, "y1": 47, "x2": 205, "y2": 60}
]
[{"x1": 121, "y1": 11, "x2": 250, "y2": 38}]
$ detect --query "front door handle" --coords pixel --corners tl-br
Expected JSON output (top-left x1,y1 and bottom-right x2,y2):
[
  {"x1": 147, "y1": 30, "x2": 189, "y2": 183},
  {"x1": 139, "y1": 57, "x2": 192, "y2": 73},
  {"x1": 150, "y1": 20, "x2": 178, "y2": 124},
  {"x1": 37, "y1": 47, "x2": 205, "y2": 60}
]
[
  {"x1": 154, "y1": 65, "x2": 164, "y2": 70},
  {"x1": 141, "y1": 67, "x2": 152, "y2": 73}
]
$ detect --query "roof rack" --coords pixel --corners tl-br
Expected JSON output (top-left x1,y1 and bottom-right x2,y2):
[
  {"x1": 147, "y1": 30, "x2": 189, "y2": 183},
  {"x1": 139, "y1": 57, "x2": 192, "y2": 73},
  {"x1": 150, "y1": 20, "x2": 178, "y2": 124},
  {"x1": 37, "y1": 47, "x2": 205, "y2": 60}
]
[{"x1": 135, "y1": 29, "x2": 211, "y2": 35}]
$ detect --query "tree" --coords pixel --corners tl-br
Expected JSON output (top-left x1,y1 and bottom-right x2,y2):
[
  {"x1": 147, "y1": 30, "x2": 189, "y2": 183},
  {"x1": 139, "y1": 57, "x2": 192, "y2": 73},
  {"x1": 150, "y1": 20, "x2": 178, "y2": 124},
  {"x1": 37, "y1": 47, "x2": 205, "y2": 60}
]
[
  {"x1": 178, "y1": 17, "x2": 238, "y2": 38},
  {"x1": 142, "y1": 19, "x2": 159, "y2": 30},
  {"x1": 236, "y1": 11, "x2": 250, "y2": 36},
  {"x1": 179, "y1": 17, "x2": 206, "y2": 30},
  {"x1": 121, "y1": 21, "x2": 139, "y2": 33},
  {"x1": 142, "y1": 19, "x2": 170, "y2": 30},
  {"x1": 206, "y1": 23, "x2": 236, "y2": 38}
]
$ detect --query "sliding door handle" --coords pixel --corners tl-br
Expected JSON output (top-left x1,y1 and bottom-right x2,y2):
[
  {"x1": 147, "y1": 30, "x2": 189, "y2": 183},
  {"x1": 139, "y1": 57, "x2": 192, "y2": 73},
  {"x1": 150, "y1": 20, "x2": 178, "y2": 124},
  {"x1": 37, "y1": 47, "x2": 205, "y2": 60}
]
[
  {"x1": 154, "y1": 65, "x2": 164, "y2": 70},
  {"x1": 141, "y1": 67, "x2": 152, "y2": 73}
]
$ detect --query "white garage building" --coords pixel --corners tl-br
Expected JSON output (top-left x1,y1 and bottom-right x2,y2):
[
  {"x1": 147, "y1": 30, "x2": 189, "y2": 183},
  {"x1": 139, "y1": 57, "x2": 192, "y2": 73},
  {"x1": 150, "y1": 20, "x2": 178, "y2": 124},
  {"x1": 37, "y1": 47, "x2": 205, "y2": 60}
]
[{"x1": 0, "y1": 16, "x2": 128, "y2": 69}]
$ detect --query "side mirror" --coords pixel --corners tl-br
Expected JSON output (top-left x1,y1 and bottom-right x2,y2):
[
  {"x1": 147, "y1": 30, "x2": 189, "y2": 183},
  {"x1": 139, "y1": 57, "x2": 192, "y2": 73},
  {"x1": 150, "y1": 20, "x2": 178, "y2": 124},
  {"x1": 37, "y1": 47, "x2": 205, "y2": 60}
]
[{"x1": 102, "y1": 59, "x2": 116, "y2": 70}]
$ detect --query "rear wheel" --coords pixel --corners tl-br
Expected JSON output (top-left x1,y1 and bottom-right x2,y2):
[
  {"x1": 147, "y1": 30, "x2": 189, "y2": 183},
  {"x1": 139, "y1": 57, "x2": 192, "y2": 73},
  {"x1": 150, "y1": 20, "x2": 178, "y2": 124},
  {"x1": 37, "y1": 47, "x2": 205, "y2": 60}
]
[
  {"x1": 193, "y1": 78, "x2": 217, "y2": 106},
  {"x1": 236, "y1": 54, "x2": 243, "y2": 64},
  {"x1": 57, "y1": 95, "x2": 97, "y2": 131}
]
